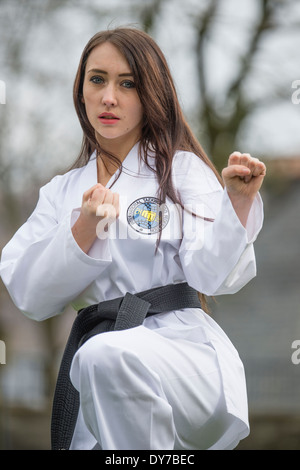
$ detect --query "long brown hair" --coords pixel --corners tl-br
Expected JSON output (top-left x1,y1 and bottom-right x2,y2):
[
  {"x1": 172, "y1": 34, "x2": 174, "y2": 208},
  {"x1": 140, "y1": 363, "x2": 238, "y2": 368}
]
[{"x1": 72, "y1": 27, "x2": 222, "y2": 311}]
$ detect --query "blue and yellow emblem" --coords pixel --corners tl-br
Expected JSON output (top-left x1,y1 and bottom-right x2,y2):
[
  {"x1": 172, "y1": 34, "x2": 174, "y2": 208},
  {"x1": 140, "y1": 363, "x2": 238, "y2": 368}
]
[{"x1": 127, "y1": 197, "x2": 170, "y2": 234}]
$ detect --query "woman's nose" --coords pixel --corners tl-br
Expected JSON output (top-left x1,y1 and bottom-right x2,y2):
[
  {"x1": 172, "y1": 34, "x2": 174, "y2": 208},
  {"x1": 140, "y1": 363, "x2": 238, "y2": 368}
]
[{"x1": 101, "y1": 84, "x2": 117, "y2": 107}]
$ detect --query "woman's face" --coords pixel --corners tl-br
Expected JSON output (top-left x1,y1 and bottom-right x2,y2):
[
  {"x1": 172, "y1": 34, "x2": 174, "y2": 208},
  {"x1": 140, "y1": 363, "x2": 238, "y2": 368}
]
[{"x1": 82, "y1": 42, "x2": 144, "y2": 151}]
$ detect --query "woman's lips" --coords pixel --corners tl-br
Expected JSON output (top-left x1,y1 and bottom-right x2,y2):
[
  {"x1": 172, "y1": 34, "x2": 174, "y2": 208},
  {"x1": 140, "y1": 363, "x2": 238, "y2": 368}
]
[{"x1": 98, "y1": 112, "x2": 120, "y2": 124}]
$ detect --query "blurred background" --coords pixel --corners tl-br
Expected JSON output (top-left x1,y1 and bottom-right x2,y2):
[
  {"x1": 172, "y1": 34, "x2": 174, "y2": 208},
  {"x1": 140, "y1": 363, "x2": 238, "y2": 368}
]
[{"x1": 0, "y1": 0, "x2": 300, "y2": 450}]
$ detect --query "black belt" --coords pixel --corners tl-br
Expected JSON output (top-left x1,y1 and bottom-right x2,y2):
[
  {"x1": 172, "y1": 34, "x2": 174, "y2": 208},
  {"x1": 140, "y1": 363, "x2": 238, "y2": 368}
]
[{"x1": 51, "y1": 282, "x2": 201, "y2": 450}]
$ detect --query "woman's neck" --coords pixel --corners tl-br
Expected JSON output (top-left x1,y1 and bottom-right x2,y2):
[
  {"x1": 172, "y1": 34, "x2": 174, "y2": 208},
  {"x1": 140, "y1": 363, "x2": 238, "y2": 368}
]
[
  {"x1": 97, "y1": 155, "x2": 120, "y2": 186},
  {"x1": 96, "y1": 135, "x2": 140, "y2": 186}
]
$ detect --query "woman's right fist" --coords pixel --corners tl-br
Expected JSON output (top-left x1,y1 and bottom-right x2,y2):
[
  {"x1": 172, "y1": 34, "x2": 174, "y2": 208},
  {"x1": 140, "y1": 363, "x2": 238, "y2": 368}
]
[
  {"x1": 72, "y1": 184, "x2": 120, "y2": 254},
  {"x1": 82, "y1": 183, "x2": 120, "y2": 222}
]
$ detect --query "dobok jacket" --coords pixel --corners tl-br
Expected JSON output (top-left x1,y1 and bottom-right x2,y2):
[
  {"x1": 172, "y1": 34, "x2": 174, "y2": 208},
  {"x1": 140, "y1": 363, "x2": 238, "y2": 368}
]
[{"x1": 0, "y1": 142, "x2": 264, "y2": 446}]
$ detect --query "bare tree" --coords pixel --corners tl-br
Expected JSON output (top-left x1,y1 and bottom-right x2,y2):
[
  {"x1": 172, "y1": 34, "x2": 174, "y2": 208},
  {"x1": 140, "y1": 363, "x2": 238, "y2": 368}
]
[
  {"x1": 192, "y1": 0, "x2": 299, "y2": 170},
  {"x1": 133, "y1": 0, "x2": 299, "y2": 171}
]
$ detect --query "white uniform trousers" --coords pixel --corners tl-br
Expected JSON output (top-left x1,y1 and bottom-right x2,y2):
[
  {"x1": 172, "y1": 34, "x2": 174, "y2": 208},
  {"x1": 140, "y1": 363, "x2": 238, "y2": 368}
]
[{"x1": 69, "y1": 322, "x2": 243, "y2": 450}]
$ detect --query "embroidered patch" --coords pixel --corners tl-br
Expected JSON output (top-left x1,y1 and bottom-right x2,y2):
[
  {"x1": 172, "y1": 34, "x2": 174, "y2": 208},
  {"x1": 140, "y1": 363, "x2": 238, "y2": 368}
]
[{"x1": 127, "y1": 197, "x2": 170, "y2": 234}]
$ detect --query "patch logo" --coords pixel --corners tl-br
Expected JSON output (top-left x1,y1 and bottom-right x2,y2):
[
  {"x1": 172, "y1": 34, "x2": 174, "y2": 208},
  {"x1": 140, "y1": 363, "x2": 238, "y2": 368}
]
[{"x1": 127, "y1": 197, "x2": 170, "y2": 235}]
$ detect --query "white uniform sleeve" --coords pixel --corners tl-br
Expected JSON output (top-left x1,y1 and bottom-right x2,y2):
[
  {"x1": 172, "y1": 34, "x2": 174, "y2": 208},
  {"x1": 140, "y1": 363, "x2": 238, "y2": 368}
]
[
  {"x1": 173, "y1": 152, "x2": 264, "y2": 296},
  {"x1": 0, "y1": 180, "x2": 112, "y2": 321}
]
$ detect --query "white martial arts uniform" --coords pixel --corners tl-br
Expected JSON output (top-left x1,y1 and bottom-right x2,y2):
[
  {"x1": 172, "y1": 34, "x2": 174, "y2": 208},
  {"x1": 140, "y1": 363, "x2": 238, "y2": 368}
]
[{"x1": 0, "y1": 143, "x2": 263, "y2": 450}]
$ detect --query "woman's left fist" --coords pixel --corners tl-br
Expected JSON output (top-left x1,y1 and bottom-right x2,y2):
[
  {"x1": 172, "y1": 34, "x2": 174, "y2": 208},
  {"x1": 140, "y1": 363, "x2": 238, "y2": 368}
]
[{"x1": 222, "y1": 152, "x2": 266, "y2": 200}]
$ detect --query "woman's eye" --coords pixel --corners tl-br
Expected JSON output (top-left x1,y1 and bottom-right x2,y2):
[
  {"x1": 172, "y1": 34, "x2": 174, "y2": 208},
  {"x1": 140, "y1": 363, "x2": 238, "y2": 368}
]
[
  {"x1": 121, "y1": 80, "x2": 135, "y2": 89},
  {"x1": 90, "y1": 76, "x2": 104, "y2": 84}
]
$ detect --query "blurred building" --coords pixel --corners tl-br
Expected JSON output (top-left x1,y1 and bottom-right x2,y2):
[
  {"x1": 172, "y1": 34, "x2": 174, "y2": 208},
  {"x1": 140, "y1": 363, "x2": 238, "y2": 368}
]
[{"x1": 213, "y1": 157, "x2": 300, "y2": 449}]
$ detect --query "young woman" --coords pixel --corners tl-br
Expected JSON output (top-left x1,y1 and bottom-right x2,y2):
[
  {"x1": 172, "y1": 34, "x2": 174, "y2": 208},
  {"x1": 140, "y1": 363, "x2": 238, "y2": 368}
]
[{"x1": 0, "y1": 27, "x2": 266, "y2": 450}]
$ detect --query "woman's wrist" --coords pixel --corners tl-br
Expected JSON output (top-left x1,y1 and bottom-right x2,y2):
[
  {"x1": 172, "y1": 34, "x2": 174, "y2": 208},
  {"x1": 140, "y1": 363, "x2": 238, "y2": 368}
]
[
  {"x1": 71, "y1": 215, "x2": 98, "y2": 254},
  {"x1": 227, "y1": 190, "x2": 256, "y2": 228}
]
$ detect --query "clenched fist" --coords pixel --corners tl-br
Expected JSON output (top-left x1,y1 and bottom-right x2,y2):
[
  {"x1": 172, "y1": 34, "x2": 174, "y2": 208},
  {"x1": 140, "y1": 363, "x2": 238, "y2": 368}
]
[
  {"x1": 72, "y1": 183, "x2": 120, "y2": 254},
  {"x1": 81, "y1": 183, "x2": 120, "y2": 221},
  {"x1": 222, "y1": 152, "x2": 266, "y2": 200},
  {"x1": 221, "y1": 152, "x2": 266, "y2": 227}
]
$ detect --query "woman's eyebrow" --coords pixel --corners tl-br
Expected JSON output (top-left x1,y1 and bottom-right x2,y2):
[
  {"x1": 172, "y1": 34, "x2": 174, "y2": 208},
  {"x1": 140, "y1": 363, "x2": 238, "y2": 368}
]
[{"x1": 87, "y1": 68, "x2": 133, "y2": 77}]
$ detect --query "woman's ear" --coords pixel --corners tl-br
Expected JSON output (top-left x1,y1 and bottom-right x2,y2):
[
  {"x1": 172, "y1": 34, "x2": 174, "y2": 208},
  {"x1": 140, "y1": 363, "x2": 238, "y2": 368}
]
[{"x1": 81, "y1": 95, "x2": 85, "y2": 104}]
